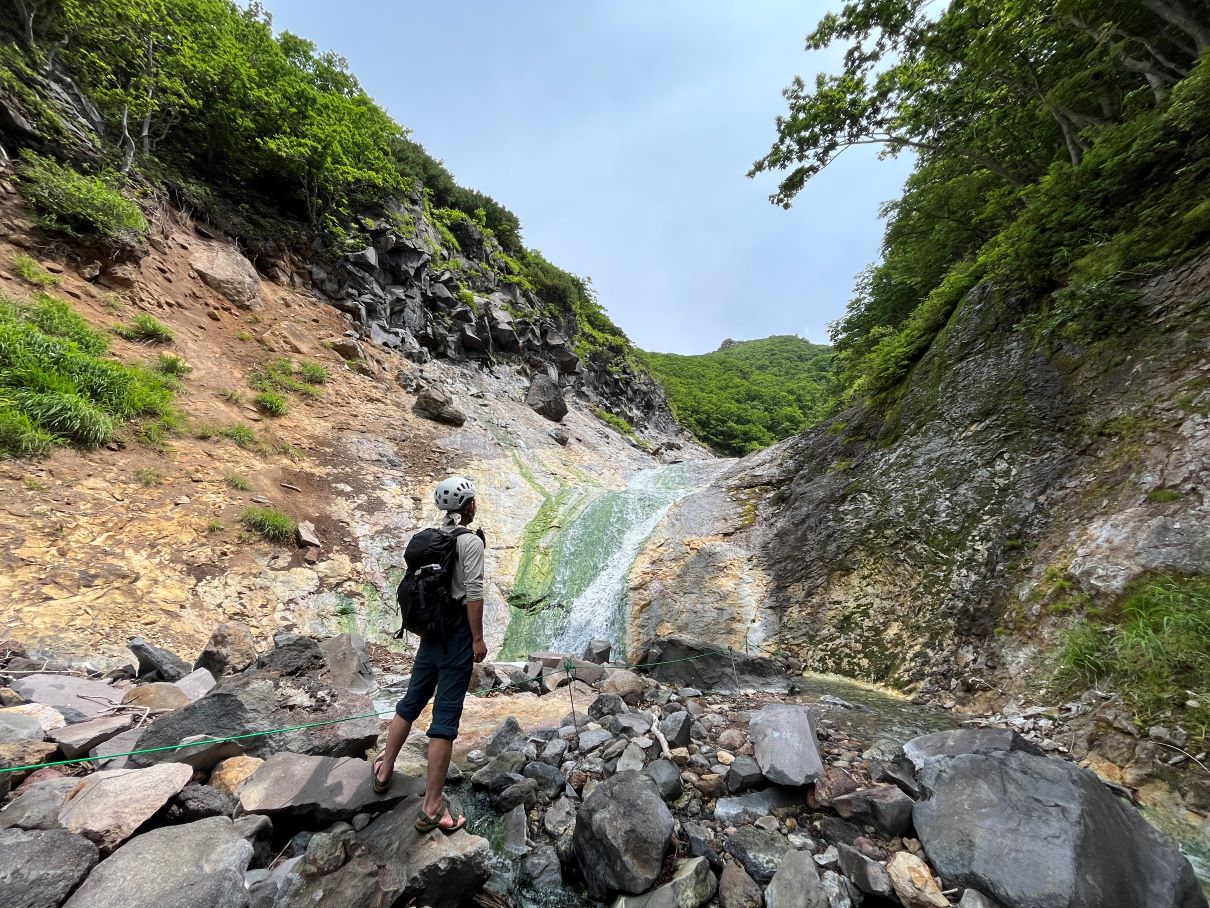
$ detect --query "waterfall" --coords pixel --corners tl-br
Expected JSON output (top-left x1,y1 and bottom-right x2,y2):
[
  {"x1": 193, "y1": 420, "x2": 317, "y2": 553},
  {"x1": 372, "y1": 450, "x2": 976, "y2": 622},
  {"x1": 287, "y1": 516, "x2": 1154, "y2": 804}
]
[{"x1": 501, "y1": 462, "x2": 720, "y2": 659}]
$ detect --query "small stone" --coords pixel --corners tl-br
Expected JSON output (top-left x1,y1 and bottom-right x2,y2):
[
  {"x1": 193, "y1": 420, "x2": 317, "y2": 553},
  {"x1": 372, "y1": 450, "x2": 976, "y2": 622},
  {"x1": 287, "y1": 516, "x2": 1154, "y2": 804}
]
[
  {"x1": 718, "y1": 861, "x2": 762, "y2": 908},
  {"x1": 887, "y1": 850, "x2": 949, "y2": 908}
]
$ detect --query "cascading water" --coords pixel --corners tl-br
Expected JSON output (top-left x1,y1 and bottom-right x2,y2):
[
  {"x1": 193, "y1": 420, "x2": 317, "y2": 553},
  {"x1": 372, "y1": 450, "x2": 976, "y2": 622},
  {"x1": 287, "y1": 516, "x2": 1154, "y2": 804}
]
[{"x1": 501, "y1": 461, "x2": 723, "y2": 659}]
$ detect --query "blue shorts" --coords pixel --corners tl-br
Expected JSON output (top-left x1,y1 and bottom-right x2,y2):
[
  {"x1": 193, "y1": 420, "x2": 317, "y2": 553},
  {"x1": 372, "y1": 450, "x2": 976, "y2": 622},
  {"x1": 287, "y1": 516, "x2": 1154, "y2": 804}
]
[{"x1": 396, "y1": 623, "x2": 474, "y2": 740}]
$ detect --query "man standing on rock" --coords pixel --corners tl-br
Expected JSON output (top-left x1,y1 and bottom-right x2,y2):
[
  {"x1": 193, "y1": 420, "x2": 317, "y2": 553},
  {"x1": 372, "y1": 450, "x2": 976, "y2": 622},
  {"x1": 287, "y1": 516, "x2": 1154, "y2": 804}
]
[{"x1": 374, "y1": 475, "x2": 488, "y2": 833}]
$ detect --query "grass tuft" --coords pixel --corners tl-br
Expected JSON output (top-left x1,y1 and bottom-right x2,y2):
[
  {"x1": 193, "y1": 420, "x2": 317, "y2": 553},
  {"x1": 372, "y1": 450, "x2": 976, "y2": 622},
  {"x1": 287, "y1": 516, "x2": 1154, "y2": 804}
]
[
  {"x1": 239, "y1": 505, "x2": 296, "y2": 544},
  {"x1": 17, "y1": 150, "x2": 147, "y2": 239},
  {"x1": 224, "y1": 473, "x2": 252, "y2": 491},
  {"x1": 217, "y1": 422, "x2": 260, "y2": 449},
  {"x1": 254, "y1": 390, "x2": 289, "y2": 417},
  {"x1": 153, "y1": 353, "x2": 191, "y2": 377},
  {"x1": 114, "y1": 313, "x2": 174, "y2": 344},
  {"x1": 13, "y1": 254, "x2": 60, "y2": 289},
  {"x1": 298, "y1": 361, "x2": 329, "y2": 384},
  {"x1": 134, "y1": 467, "x2": 163, "y2": 487}
]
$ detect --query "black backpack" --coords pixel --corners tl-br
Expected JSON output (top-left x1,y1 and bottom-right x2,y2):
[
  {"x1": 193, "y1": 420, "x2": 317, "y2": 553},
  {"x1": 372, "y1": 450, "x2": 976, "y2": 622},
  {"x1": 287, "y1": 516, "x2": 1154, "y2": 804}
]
[{"x1": 395, "y1": 527, "x2": 473, "y2": 640}]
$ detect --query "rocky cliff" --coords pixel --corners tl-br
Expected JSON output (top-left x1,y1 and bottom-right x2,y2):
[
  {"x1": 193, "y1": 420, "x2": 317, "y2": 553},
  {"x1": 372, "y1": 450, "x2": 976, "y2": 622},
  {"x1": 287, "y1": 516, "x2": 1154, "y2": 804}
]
[{"x1": 635, "y1": 251, "x2": 1210, "y2": 692}]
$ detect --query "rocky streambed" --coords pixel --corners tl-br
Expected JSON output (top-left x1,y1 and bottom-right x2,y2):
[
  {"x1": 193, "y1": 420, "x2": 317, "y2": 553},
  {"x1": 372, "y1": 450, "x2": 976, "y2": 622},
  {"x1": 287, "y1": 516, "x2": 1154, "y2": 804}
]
[{"x1": 1, "y1": 630, "x2": 1206, "y2": 908}]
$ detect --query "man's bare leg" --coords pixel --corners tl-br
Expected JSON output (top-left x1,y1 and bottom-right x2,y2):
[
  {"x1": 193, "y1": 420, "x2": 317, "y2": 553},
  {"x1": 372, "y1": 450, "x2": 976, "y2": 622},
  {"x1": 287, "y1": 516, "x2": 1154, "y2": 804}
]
[
  {"x1": 423, "y1": 737, "x2": 463, "y2": 828},
  {"x1": 375, "y1": 714, "x2": 412, "y2": 784}
]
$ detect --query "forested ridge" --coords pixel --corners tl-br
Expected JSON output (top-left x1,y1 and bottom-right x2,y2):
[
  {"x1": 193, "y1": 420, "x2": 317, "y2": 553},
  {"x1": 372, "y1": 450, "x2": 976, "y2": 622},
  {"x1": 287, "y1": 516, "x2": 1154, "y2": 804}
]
[
  {"x1": 641, "y1": 336, "x2": 834, "y2": 456},
  {"x1": 753, "y1": 0, "x2": 1210, "y2": 405}
]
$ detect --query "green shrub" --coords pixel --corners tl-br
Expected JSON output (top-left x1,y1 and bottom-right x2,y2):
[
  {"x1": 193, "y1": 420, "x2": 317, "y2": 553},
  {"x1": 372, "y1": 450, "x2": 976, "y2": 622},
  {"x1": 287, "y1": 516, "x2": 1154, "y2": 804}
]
[
  {"x1": 17, "y1": 150, "x2": 147, "y2": 239},
  {"x1": 297, "y1": 361, "x2": 329, "y2": 384},
  {"x1": 1060, "y1": 575, "x2": 1210, "y2": 745},
  {"x1": 254, "y1": 390, "x2": 288, "y2": 416},
  {"x1": 115, "y1": 313, "x2": 174, "y2": 344},
  {"x1": 594, "y1": 408, "x2": 637, "y2": 437},
  {"x1": 13, "y1": 254, "x2": 60, "y2": 289},
  {"x1": 224, "y1": 473, "x2": 252, "y2": 491},
  {"x1": 240, "y1": 505, "x2": 296, "y2": 543},
  {"x1": 153, "y1": 353, "x2": 192, "y2": 377},
  {"x1": 1146, "y1": 488, "x2": 1182, "y2": 503},
  {"x1": 0, "y1": 293, "x2": 178, "y2": 455}
]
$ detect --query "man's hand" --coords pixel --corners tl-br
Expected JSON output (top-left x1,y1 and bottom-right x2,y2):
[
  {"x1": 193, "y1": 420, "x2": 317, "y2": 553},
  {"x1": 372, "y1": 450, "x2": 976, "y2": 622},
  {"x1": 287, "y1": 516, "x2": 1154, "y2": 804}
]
[{"x1": 473, "y1": 637, "x2": 488, "y2": 663}]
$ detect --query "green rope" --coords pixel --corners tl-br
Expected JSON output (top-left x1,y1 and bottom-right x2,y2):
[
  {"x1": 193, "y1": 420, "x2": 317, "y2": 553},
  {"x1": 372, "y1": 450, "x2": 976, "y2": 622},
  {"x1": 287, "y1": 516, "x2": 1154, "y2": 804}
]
[{"x1": 0, "y1": 646, "x2": 734, "y2": 776}]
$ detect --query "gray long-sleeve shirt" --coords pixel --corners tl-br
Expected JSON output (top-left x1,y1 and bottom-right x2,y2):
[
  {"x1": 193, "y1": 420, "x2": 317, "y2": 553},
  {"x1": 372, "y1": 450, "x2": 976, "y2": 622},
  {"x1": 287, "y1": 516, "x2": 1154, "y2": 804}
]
[{"x1": 439, "y1": 515, "x2": 485, "y2": 602}]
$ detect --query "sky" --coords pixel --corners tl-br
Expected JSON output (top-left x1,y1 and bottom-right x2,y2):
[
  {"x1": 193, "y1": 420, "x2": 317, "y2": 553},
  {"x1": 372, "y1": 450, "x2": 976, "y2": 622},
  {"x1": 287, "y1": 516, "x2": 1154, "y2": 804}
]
[{"x1": 266, "y1": 1, "x2": 915, "y2": 355}]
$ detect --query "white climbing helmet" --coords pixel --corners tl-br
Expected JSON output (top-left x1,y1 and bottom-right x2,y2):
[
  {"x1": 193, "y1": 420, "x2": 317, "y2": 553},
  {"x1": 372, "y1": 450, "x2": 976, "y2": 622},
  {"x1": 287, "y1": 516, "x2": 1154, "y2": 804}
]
[{"x1": 434, "y1": 475, "x2": 476, "y2": 511}]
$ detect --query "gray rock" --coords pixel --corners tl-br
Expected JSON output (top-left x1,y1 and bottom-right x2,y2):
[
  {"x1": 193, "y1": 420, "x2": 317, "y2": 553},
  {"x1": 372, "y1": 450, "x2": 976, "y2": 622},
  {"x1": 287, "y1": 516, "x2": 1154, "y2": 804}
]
[
  {"x1": 749, "y1": 705, "x2": 822, "y2": 786},
  {"x1": 723, "y1": 826, "x2": 792, "y2": 883},
  {"x1": 578, "y1": 727, "x2": 615, "y2": 753},
  {"x1": 611, "y1": 856, "x2": 718, "y2": 908},
  {"x1": 575, "y1": 771, "x2": 674, "y2": 896},
  {"x1": 318, "y1": 633, "x2": 374, "y2": 694},
  {"x1": 59, "y1": 762, "x2": 193, "y2": 854},
  {"x1": 9, "y1": 675, "x2": 121, "y2": 721},
  {"x1": 523, "y1": 760, "x2": 566, "y2": 799},
  {"x1": 128, "y1": 636, "x2": 190, "y2": 682},
  {"x1": 820, "y1": 870, "x2": 857, "y2": 908},
  {"x1": 493, "y1": 778, "x2": 539, "y2": 813},
  {"x1": 503, "y1": 804, "x2": 529, "y2": 856},
  {"x1": 414, "y1": 384, "x2": 467, "y2": 426},
  {"x1": 303, "y1": 824, "x2": 355, "y2": 875},
  {"x1": 233, "y1": 813, "x2": 273, "y2": 868},
  {"x1": 174, "y1": 667, "x2": 217, "y2": 701},
  {"x1": 583, "y1": 640, "x2": 612, "y2": 664},
  {"x1": 903, "y1": 728, "x2": 1038, "y2": 772},
  {"x1": 0, "y1": 709, "x2": 43, "y2": 742},
  {"x1": 718, "y1": 861, "x2": 763, "y2": 908},
  {"x1": 50, "y1": 714, "x2": 133, "y2": 759},
  {"x1": 830, "y1": 783, "x2": 914, "y2": 836},
  {"x1": 526, "y1": 374, "x2": 569, "y2": 422},
  {"x1": 714, "y1": 787, "x2": 803, "y2": 826},
  {"x1": 545, "y1": 796, "x2": 577, "y2": 838},
  {"x1": 609, "y1": 713, "x2": 654, "y2": 737},
  {"x1": 958, "y1": 890, "x2": 1003, "y2": 908},
  {"x1": 632, "y1": 638, "x2": 788, "y2": 693},
  {"x1": 191, "y1": 245, "x2": 262, "y2": 309},
  {"x1": 590, "y1": 693, "x2": 629, "y2": 721},
  {"x1": 765, "y1": 849, "x2": 829, "y2": 908},
  {"x1": 644, "y1": 759, "x2": 684, "y2": 801},
  {"x1": 63, "y1": 816, "x2": 252, "y2": 908},
  {"x1": 275, "y1": 794, "x2": 490, "y2": 907},
  {"x1": 487, "y1": 716, "x2": 527, "y2": 756},
  {"x1": 194, "y1": 622, "x2": 258, "y2": 677},
  {"x1": 835, "y1": 843, "x2": 894, "y2": 898},
  {"x1": 0, "y1": 776, "x2": 78, "y2": 830},
  {"x1": 726, "y1": 755, "x2": 765, "y2": 793},
  {"x1": 129, "y1": 651, "x2": 379, "y2": 764},
  {"x1": 239, "y1": 753, "x2": 422, "y2": 825},
  {"x1": 88, "y1": 727, "x2": 142, "y2": 769},
  {"x1": 0, "y1": 827, "x2": 98, "y2": 908},
  {"x1": 541, "y1": 737, "x2": 569, "y2": 765},
  {"x1": 165, "y1": 782, "x2": 236, "y2": 822},
  {"x1": 522, "y1": 844, "x2": 563, "y2": 887},
  {"x1": 661, "y1": 711, "x2": 693, "y2": 748},
  {"x1": 470, "y1": 750, "x2": 526, "y2": 788},
  {"x1": 914, "y1": 746, "x2": 1207, "y2": 908},
  {"x1": 617, "y1": 741, "x2": 648, "y2": 773}
]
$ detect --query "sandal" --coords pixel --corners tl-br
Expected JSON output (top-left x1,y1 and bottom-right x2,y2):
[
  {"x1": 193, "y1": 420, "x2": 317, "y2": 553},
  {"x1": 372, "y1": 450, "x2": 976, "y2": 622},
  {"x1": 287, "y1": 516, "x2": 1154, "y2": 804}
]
[
  {"x1": 415, "y1": 796, "x2": 467, "y2": 835},
  {"x1": 371, "y1": 756, "x2": 392, "y2": 795}
]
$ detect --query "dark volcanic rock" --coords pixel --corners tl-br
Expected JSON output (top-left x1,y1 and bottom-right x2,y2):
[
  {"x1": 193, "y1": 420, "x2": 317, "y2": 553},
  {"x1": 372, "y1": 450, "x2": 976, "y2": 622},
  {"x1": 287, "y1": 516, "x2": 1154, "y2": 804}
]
[
  {"x1": 631, "y1": 637, "x2": 788, "y2": 693},
  {"x1": 831, "y1": 783, "x2": 915, "y2": 836},
  {"x1": 526, "y1": 374, "x2": 569, "y2": 422},
  {"x1": 238, "y1": 753, "x2": 422, "y2": 825},
  {"x1": 722, "y1": 826, "x2": 791, "y2": 883},
  {"x1": 912, "y1": 740, "x2": 1206, "y2": 908},
  {"x1": 574, "y1": 771, "x2": 674, "y2": 897},
  {"x1": 194, "y1": 622, "x2": 258, "y2": 677},
  {"x1": 413, "y1": 384, "x2": 467, "y2": 426},
  {"x1": 749, "y1": 703, "x2": 822, "y2": 786},
  {"x1": 0, "y1": 827, "x2": 98, "y2": 908},
  {"x1": 128, "y1": 636, "x2": 190, "y2": 682}
]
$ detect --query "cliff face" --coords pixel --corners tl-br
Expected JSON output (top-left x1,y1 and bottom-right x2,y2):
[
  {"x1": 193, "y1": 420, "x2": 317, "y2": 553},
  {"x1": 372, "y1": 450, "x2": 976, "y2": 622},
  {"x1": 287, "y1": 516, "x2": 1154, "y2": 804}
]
[{"x1": 635, "y1": 250, "x2": 1210, "y2": 692}]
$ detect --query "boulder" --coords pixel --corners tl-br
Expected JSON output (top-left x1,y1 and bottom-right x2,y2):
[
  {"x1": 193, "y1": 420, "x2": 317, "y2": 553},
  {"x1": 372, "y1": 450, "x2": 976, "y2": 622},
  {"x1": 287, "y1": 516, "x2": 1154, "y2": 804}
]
[
  {"x1": 886, "y1": 851, "x2": 949, "y2": 908},
  {"x1": 194, "y1": 623, "x2": 258, "y2": 677},
  {"x1": 0, "y1": 827, "x2": 98, "y2": 908},
  {"x1": 830, "y1": 783, "x2": 914, "y2": 836},
  {"x1": 128, "y1": 637, "x2": 191, "y2": 682},
  {"x1": 165, "y1": 782, "x2": 236, "y2": 823},
  {"x1": 191, "y1": 244, "x2": 262, "y2": 309},
  {"x1": 714, "y1": 787, "x2": 802, "y2": 826},
  {"x1": 578, "y1": 727, "x2": 614, "y2": 753},
  {"x1": 128, "y1": 649, "x2": 379, "y2": 764},
  {"x1": 86, "y1": 727, "x2": 140, "y2": 769},
  {"x1": 583, "y1": 640, "x2": 612, "y2": 664},
  {"x1": 486, "y1": 716, "x2": 527, "y2": 756},
  {"x1": 0, "y1": 703, "x2": 65, "y2": 735},
  {"x1": 644, "y1": 759, "x2": 684, "y2": 801},
  {"x1": 121, "y1": 682, "x2": 190, "y2": 715},
  {"x1": 234, "y1": 813, "x2": 274, "y2": 868},
  {"x1": 617, "y1": 741, "x2": 648, "y2": 773},
  {"x1": 174, "y1": 668, "x2": 217, "y2": 702},
  {"x1": 522, "y1": 844, "x2": 563, "y2": 887},
  {"x1": 318, "y1": 633, "x2": 374, "y2": 695},
  {"x1": 493, "y1": 778, "x2": 539, "y2": 813},
  {"x1": 603, "y1": 669, "x2": 645, "y2": 704},
  {"x1": 59, "y1": 762, "x2": 192, "y2": 853},
  {"x1": 903, "y1": 728, "x2": 1038, "y2": 772},
  {"x1": 835, "y1": 844, "x2": 894, "y2": 898},
  {"x1": 544, "y1": 796, "x2": 577, "y2": 839},
  {"x1": 749, "y1": 705, "x2": 822, "y2": 787},
  {"x1": 611, "y1": 856, "x2": 718, "y2": 908},
  {"x1": 723, "y1": 826, "x2": 792, "y2": 883},
  {"x1": 414, "y1": 385, "x2": 467, "y2": 426},
  {"x1": 63, "y1": 816, "x2": 253, "y2": 908},
  {"x1": 238, "y1": 752, "x2": 423, "y2": 825},
  {"x1": 765, "y1": 849, "x2": 829, "y2": 908},
  {"x1": 0, "y1": 776, "x2": 79, "y2": 830},
  {"x1": 0, "y1": 708, "x2": 44, "y2": 742},
  {"x1": 9, "y1": 675, "x2": 121, "y2": 721},
  {"x1": 523, "y1": 760, "x2": 566, "y2": 800},
  {"x1": 210, "y1": 755, "x2": 265, "y2": 797},
  {"x1": 631, "y1": 637, "x2": 787, "y2": 693},
  {"x1": 526, "y1": 374, "x2": 569, "y2": 422},
  {"x1": 49, "y1": 714, "x2": 133, "y2": 759},
  {"x1": 718, "y1": 862, "x2": 762, "y2": 908},
  {"x1": 589, "y1": 693, "x2": 629, "y2": 721},
  {"x1": 725, "y1": 755, "x2": 765, "y2": 793},
  {"x1": 911, "y1": 742, "x2": 1207, "y2": 908},
  {"x1": 274, "y1": 794, "x2": 490, "y2": 907},
  {"x1": 574, "y1": 771, "x2": 674, "y2": 896}
]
